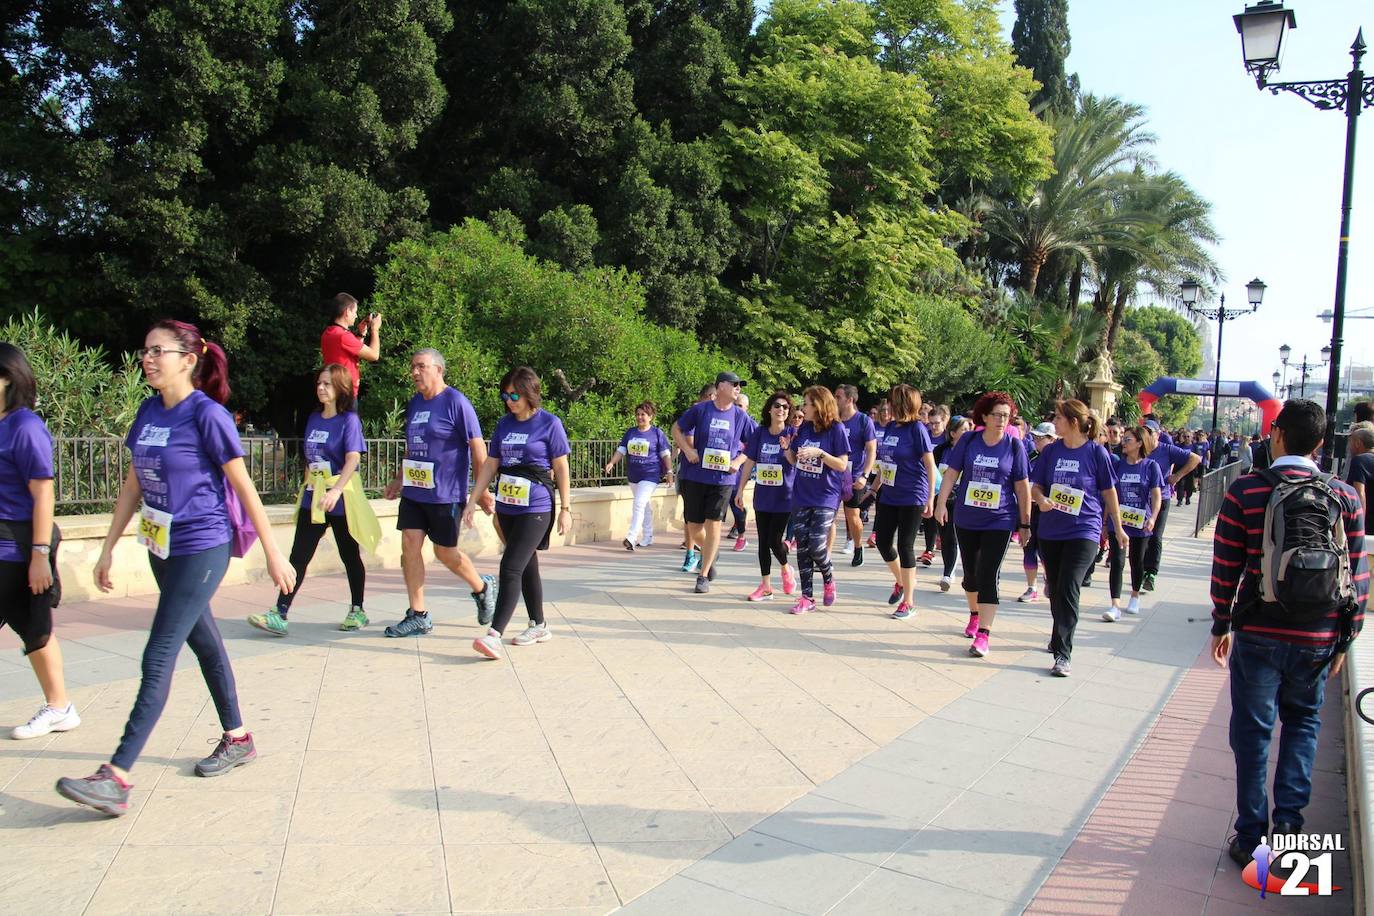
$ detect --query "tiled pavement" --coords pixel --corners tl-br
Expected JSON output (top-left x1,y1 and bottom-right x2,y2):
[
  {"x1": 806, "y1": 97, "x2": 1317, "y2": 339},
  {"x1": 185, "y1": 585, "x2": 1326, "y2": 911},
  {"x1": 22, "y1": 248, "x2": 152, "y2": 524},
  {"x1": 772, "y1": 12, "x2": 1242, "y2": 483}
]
[{"x1": 0, "y1": 504, "x2": 1355, "y2": 914}]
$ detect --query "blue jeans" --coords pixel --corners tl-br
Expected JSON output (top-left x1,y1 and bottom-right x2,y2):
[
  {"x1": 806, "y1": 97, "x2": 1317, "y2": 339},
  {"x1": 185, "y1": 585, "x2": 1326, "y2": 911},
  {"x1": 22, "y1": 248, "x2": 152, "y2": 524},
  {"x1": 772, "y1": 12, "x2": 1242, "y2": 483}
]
[
  {"x1": 1229, "y1": 631, "x2": 1333, "y2": 845},
  {"x1": 113, "y1": 543, "x2": 239, "y2": 771}
]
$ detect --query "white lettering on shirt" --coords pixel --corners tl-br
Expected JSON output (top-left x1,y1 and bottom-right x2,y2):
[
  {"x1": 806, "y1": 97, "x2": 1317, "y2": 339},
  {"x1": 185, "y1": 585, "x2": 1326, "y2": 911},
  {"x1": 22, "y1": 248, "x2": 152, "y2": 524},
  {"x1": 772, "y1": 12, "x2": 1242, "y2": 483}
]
[
  {"x1": 136, "y1": 425, "x2": 171, "y2": 448},
  {"x1": 307, "y1": 429, "x2": 329, "y2": 444},
  {"x1": 973, "y1": 455, "x2": 1000, "y2": 469},
  {"x1": 1054, "y1": 459, "x2": 1081, "y2": 473},
  {"x1": 710, "y1": 418, "x2": 732, "y2": 431}
]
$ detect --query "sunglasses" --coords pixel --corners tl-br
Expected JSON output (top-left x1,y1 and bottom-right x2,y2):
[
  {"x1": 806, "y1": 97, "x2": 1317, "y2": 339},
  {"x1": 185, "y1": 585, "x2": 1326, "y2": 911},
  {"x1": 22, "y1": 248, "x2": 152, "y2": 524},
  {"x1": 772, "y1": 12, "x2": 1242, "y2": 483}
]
[
  {"x1": 770, "y1": 403, "x2": 789, "y2": 411},
  {"x1": 500, "y1": 391, "x2": 521, "y2": 402}
]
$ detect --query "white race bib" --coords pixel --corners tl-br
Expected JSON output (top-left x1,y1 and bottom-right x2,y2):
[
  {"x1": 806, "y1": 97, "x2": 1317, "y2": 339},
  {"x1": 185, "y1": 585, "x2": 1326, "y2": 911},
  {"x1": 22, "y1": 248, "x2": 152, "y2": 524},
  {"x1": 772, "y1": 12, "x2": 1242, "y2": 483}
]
[
  {"x1": 1049, "y1": 482, "x2": 1085, "y2": 516},
  {"x1": 496, "y1": 474, "x2": 531, "y2": 507},
  {"x1": 702, "y1": 447, "x2": 731, "y2": 472},
  {"x1": 403, "y1": 459, "x2": 436, "y2": 490},
  {"x1": 879, "y1": 461, "x2": 897, "y2": 486},
  {"x1": 756, "y1": 463, "x2": 784, "y2": 486},
  {"x1": 964, "y1": 481, "x2": 1002, "y2": 510},
  {"x1": 1120, "y1": 505, "x2": 1147, "y2": 529},
  {"x1": 626, "y1": 438, "x2": 651, "y2": 458},
  {"x1": 137, "y1": 503, "x2": 172, "y2": 559}
]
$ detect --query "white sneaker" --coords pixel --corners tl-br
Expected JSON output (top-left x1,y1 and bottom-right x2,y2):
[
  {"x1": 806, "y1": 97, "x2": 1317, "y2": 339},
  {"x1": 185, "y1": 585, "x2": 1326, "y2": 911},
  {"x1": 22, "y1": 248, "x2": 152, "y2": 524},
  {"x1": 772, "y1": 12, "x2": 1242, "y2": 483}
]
[
  {"x1": 472, "y1": 629, "x2": 504, "y2": 660},
  {"x1": 840, "y1": 539, "x2": 853, "y2": 555},
  {"x1": 1125, "y1": 596, "x2": 1141, "y2": 615},
  {"x1": 11, "y1": 702, "x2": 80, "y2": 740},
  {"x1": 1102, "y1": 606, "x2": 1121, "y2": 622},
  {"x1": 512, "y1": 623, "x2": 552, "y2": 646},
  {"x1": 938, "y1": 575, "x2": 951, "y2": 592},
  {"x1": 639, "y1": 535, "x2": 654, "y2": 547}
]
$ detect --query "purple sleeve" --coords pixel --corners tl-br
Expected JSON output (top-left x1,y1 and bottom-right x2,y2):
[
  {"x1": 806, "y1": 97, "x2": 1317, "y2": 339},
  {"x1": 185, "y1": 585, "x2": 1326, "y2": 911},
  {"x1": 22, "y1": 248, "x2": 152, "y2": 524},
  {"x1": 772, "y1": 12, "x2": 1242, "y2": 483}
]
[
  {"x1": 195, "y1": 399, "x2": 245, "y2": 465},
  {"x1": 1148, "y1": 460, "x2": 1165, "y2": 490},
  {"x1": 344, "y1": 413, "x2": 366, "y2": 455},
  {"x1": 13, "y1": 415, "x2": 53, "y2": 481},
  {"x1": 864, "y1": 415, "x2": 877, "y2": 446},
  {"x1": 677, "y1": 403, "x2": 701, "y2": 443},
  {"x1": 1011, "y1": 437, "x2": 1029, "y2": 481},
  {"x1": 1096, "y1": 444, "x2": 1119, "y2": 490},
  {"x1": 830, "y1": 423, "x2": 850, "y2": 457},
  {"x1": 125, "y1": 399, "x2": 151, "y2": 452},
  {"x1": 617, "y1": 428, "x2": 631, "y2": 452},
  {"x1": 944, "y1": 434, "x2": 969, "y2": 472},
  {"x1": 547, "y1": 415, "x2": 571, "y2": 459},
  {"x1": 1170, "y1": 443, "x2": 1193, "y2": 471},
  {"x1": 745, "y1": 427, "x2": 762, "y2": 462},
  {"x1": 456, "y1": 392, "x2": 483, "y2": 443},
  {"x1": 738, "y1": 410, "x2": 758, "y2": 447},
  {"x1": 914, "y1": 423, "x2": 932, "y2": 456}
]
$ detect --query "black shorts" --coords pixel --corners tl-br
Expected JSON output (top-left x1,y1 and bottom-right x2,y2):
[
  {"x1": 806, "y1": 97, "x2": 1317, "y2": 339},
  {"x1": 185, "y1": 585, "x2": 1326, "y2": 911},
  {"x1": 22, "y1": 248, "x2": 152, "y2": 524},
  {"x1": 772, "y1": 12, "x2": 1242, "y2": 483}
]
[
  {"x1": 0, "y1": 559, "x2": 54, "y2": 655},
  {"x1": 843, "y1": 477, "x2": 872, "y2": 509},
  {"x1": 682, "y1": 479, "x2": 732, "y2": 525},
  {"x1": 397, "y1": 497, "x2": 464, "y2": 548}
]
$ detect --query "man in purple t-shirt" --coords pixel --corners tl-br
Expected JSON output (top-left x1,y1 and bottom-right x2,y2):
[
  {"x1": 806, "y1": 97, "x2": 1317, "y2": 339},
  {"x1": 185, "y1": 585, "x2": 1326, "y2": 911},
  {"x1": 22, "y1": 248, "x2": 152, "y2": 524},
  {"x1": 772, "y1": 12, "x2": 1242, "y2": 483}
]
[
  {"x1": 833, "y1": 384, "x2": 877, "y2": 566},
  {"x1": 382, "y1": 348, "x2": 498, "y2": 636}
]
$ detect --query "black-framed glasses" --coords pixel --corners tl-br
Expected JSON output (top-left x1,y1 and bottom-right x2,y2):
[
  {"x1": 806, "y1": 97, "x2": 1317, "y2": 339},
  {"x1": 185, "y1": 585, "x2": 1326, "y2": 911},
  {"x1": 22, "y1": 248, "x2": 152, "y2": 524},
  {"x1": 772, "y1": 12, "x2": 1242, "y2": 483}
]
[
  {"x1": 136, "y1": 346, "x2": 191, "y2": 360},
  {"x1": 500, "y1": 391, "x2": 521, "y2": 402}
]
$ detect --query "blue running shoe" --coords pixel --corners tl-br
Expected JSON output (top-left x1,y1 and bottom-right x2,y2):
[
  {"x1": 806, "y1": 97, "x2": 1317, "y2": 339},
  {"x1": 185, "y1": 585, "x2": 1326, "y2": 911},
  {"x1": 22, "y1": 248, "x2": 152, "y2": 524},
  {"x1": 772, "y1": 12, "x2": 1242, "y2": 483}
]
[
  {"x1": 384, "y1": 609, "x2": 433, "y2": 637},
  {"x1": 473, "y1": 575, "x2": 498, "y2": 627}
]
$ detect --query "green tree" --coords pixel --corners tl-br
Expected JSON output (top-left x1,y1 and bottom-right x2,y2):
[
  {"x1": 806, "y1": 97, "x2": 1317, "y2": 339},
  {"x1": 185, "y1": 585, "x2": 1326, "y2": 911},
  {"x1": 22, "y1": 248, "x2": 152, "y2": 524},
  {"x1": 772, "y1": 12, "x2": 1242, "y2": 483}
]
[
  {"x1": 1121, "y1": 305, "x2": 1203, "y2": 378},
  {"x1": 1009, "y1": 0, "x2": 1078, "y2": 115}
]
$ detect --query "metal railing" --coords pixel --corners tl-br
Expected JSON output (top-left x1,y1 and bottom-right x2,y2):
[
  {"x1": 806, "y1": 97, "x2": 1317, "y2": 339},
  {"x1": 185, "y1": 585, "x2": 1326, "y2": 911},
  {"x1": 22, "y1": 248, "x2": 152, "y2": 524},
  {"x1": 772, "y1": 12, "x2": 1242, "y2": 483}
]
[
  {"x1": 1193, "y1": 461, "x2": 1244, "y2": 537},
  {"x1": 52, "y1": 436, "x2": 636, "y2": 512}
]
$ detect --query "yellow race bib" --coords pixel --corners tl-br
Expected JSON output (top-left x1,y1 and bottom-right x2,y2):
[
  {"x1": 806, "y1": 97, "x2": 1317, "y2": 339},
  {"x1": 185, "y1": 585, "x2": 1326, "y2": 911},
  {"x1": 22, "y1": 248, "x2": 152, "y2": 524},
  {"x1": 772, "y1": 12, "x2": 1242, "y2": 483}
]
[
  {"x1": 702, "y1": 448, "x2": 731, "y2": 472},
  {"x1": 879, "y1": 460, "x2": 897, "y2": 486},
  {"x1": 1049, "y1": 483, "x2": 1085, "y2": 516},
  {"x1": 496, "y1": 474, "x2": 531, "y2": 507},
  {"x1": 403, "y1": 459, "x2": 436, "y2": 490},
  {"x1": 137, "y1": 503, "x2": 172, "y2": 558},
  {"x1": 964, "y1": 481, "x2": 1003, "y2": 510},
  {"x1": 1120, "y1": 505, "x2": 1147, "y2": 529},
  {"x1": 756, "y1": 463, "x2": 784, "y2": 486}
]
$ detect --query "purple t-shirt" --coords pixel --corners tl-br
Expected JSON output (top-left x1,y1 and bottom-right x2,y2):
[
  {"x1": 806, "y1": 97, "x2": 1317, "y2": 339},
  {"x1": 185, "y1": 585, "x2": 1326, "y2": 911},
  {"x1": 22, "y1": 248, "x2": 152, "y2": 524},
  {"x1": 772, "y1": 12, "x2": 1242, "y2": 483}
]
[
  {"x1": 790, "y1": 420, "x2": 850, "y2": 510},
  {"x1": 0, "y1": 409, "x2": 54, "y2": 563},
  {"x1": 945, "y1": 432, "x2": 1029, "y2": 532},
  {"x1": 494, "y1": 409, "x2": 570, "y2": 516},
  {"x1": 127, "y1": 391, "x2": 245, "y2": 557},
  {"x1": 403, "y1": 387, "x2": 482, "y2": 505},
  {"x1": 1146, "y1": 442, "x2": 1194, "y2": 500},
  {"x1": 876, "y1": 421, "x2": 934, "y2": 507},
  {"x1": 300, "y1": 411, "x2": 367, "y2": 517},
  {"x1": 1030, "y1": 440, "x2": 1119, "y2": 542},
  {"x1": 1115, "y1": 457, "x2": 1165, "y2": 539},
  {"x1": 840, "y1": 412, "x2": 877, "y2": 483},
  {"x1": 745, "y1": 424, "x2": 797, "y2": 513},
  {"x1": 677, "y1": 401, "x2": 757, "y2": 487},
  {"x1": 617, "y1": 425, "x2": 670, "y2": 484}
]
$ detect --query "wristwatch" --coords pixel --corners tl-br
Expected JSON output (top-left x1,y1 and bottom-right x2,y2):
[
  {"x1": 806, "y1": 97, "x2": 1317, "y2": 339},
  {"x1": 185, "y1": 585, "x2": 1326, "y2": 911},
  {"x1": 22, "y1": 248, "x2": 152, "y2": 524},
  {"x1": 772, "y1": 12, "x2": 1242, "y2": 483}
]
[{"x1": 32, "y1": 544, "x2": 50, "y2": 556}]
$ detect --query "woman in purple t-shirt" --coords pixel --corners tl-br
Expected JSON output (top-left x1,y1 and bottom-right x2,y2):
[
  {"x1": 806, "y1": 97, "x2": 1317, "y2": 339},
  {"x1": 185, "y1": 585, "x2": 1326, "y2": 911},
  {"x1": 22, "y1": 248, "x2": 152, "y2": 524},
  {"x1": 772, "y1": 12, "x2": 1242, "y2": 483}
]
[
  {"x1": 0, "y1": 344, "x2": 77, "y2": 742},
  {"x1": 57, "y1": 321, "x2": 295, "y2": 817},
  {"x1": 248, "y1": 364, "x2": 371, "y2": 637},
  {"x1": 467, "y1": 367, "x2": 571, "y2": 660},
  {"x1": 604, "y1": 401, "x2": 672, "y2": 551},
  {"x1": 736, "y1": 391, "x2": 799, "y2": 601},
  {"x1": 783, "y1": 386, "x2": 850, "y2": 613}
]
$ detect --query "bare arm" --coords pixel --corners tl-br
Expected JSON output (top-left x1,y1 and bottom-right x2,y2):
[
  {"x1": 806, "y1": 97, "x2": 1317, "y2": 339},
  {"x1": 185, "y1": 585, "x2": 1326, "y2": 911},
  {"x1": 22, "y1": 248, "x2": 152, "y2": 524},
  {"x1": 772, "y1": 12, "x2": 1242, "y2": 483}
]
[
  {"x1": 553, "y1": 454, "x2": 571, "y2": 535},
  {"x1": 26, "y1": 478, "x2": 54, "y2": 593},
  {"x1": 95, "y1": 467, "x2": 144, "y2": 593},
  {"x1": 1014, "y1": 478, "x2": 1032, "y2": 526},
  {"x1": 357, "y1": 316, "x2": 381, "y2": 362},
  {"x1": 469, "y1": 436, "x2": 494, "y2": 514}
]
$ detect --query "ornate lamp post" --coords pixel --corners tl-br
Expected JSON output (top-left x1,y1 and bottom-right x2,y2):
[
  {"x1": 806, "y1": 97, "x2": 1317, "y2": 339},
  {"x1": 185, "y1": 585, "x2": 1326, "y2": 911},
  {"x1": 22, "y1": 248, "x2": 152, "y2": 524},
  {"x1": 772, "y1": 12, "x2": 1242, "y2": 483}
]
[
  {"x1": 1234, "y1": 0, "x2": 1374, "y2": 466},
  {"x1": 1280, "y1": 345, "x2": 1330, "y2": 398},
  {"x1": 1181, "y1": 277, "x2": 1266, "y2": 433}
]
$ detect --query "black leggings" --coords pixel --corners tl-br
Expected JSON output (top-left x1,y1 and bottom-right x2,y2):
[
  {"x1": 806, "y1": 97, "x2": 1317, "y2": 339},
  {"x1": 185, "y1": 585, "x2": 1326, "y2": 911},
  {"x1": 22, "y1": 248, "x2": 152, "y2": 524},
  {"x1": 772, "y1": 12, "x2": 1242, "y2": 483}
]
[
  {"x1": 1040, "y1": 538, "x2": 1099, "y2": 660},
  {"x1": 755, "y1": 510, "x2": 790, "y2": 576},
  {"x1": 1144, "y1": 501, "x2": 1170, "y2": 575},
  {"x1": 730, "y1": 501, "x2": 748, "y2": 534},
  {"x1": 875, "y1": 502, "x2": 921, "y2": 567},
  {"x1": 956, "y1": 527, "x2": 1013, "y2": 605},
  {"x1": 1108, "y1": 536, "x2": 1150, "y2": 599},
  {"x1": 278, "y1": 508, "x2": 366, "y2": 612},
  {"x1": 922, "y1": 516, "x2": 938, "y2": 553},
  {"x1": 940, "y1": 515, "x2": 958, "y2": 577},
  {"x1": 491, "y1": 512, "x2": 549, "y2": 635}
]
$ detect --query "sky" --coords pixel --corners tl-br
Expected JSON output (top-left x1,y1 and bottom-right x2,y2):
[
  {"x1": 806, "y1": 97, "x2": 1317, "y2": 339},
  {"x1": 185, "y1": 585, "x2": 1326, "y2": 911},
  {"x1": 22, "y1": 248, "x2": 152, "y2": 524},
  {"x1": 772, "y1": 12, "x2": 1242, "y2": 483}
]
[{"x1": 997, "y1": 0, "x2": 1373, "y2": 398}]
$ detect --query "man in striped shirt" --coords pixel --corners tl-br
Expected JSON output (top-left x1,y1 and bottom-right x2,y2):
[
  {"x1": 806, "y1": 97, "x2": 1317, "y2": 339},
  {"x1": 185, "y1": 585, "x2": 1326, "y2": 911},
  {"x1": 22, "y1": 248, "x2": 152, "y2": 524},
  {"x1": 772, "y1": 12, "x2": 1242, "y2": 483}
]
[{"x1": 1210, "y1": 399, "x2": 1368, "y2": 868}]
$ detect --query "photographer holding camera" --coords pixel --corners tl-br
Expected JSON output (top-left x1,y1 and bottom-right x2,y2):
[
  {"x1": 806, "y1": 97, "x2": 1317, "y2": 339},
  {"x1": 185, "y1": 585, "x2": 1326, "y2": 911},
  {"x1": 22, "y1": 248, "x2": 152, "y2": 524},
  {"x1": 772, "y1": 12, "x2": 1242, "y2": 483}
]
[{"x1": 320, "y1": 292, "x2": 381, "y2": 399}]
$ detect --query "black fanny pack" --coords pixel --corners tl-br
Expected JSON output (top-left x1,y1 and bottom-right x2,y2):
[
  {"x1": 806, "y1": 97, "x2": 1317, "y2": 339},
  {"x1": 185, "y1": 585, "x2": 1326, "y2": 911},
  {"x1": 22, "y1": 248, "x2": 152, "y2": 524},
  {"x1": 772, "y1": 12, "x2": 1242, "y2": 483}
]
[
  {"x1": 0, "y1": 520, "x2": 62, "y2": 607},
  {"x1": 499, "y1": 464, "x2": 558, "y2": 550}
]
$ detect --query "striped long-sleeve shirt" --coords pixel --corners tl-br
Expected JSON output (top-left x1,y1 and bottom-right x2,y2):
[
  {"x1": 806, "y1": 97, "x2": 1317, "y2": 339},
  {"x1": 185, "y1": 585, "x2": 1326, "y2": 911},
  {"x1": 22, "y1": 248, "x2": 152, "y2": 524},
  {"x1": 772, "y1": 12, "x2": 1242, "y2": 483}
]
[{"x1": 1210, "y1": 463, "x2": 1368, "y2": 648}]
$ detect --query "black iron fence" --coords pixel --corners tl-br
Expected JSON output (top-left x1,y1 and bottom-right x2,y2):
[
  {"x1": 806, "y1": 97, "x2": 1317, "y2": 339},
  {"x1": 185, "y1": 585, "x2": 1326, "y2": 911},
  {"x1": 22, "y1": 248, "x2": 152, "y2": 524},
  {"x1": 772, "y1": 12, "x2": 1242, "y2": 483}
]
[
  {"x1": 53, "y1": 436, "x2": 632, "y2": 513},
  {"x1": 1193, "y1": 461, "x2": 1244, "y2": 537}
]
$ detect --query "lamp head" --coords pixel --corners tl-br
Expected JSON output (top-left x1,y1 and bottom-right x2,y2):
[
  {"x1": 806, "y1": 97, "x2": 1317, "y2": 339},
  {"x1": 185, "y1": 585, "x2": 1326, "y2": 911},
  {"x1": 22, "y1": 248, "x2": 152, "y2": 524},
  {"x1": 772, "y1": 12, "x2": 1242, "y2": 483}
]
[
  {"x1": 1245, "y1": 277, "x2": 1266, "y2": 308},
  {"x1": 1180, "y1": 279, "x2": 1201, "y2": 306},
  {"x1": 1280, "y1": 343, "x2": 1292, "y2": 364},
  {"x1": 1234, "y1": 1, "x2": 1296, "y2": 88},
  {"x1": 1321, "y1": 344, "x2": 1332, "y2": 364}
]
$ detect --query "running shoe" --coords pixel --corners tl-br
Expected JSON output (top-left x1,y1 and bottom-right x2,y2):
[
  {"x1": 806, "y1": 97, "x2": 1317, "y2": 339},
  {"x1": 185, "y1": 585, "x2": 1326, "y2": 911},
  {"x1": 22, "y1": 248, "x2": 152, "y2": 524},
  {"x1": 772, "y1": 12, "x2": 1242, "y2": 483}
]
[
  {"x1": 473, "y1": 629, "x2": 504, "y2": 659},
  {"x1": 512, "y1": 623, "x2": 552, "y2": 646},
  {"x1": 1102, "y1": 605, "x2": 1121, "y2": 622},
  {"x1": 963, "y1": 615, "x2": 980, "y2": 639},
  {"x1": 1081, "y1": 573, "x2": 1093, "y2": 588},
  {"x1": 781, "y1": 565, "x2": 796, "y2": 595},
  {"x1": 939, "y1": 576, "x2": 951, "y2": 592},
  {"x1": 851, "y1": 546, "x2": 864, "y2": 568},
  {"x1": 865, "y1": 532, "x2": 876, "y2": 548},
  {"x1": 196, "y1": 732, "x2": 257, "y2": 777},
  {"x1": 918, "y1": 550, "x2": 934, "y2": 567},
  {"x1": 339, "y1": 605, "x2": 368, "y2": 631},
  {"x1": 891, "y1": 602, "x2": 912, "y2": 620},
  {"x1": 822, "y1": 581, "x2": 836, "y2": 607},
  {"x1": 1094, "y1": 546, "x2": 1106, "y2": 566},
  {"x1": 1142, "y1": 572, "x2": 1156, "y2": 592},
  {"x1": 1125, "y1": 596, "x2": 1141, "y2": 615},
  {"x1": 640, "y1": 535, "x2": 655, "y2": 547},
  {"x1": 694, "y1": 575, "x2": 710, "y2": 594},
  {"x1": 623, "y1": 538, "x2": 636, "y2": 552},
  {"x1": 784, "y1": 538, "x2": 798, "y2": 551},
  {"x1": 56, "y1": 765, "x2": 131, "y2": 817},
  {"x1": 474, "y1": 575, "x2": 498, "y2": 627},
  {"x1": 726, "y1": 527, "x2": 741, "y2": 540},
  {"x1": 840, "y1": 539, "x2": 853, "y2": 555},
  {"x1": 1050, "y1": 656, "x2": 1072, "y2": 677},
  {"x1": 733, "y1": 535, "x2": 747, "y2": 552},
  {"x1": 888, "y1": 582, "x2": 903, "y2": 605},
  {"x1": 970, "y1": 631, "x2": 990, "y2": 658},
  {"x1": 1017, "y1": 587, "x2": 1039, "y2": 603},
  {"x1": 384, "y1": 609, "x2": 433, "y2": 637},
  {"x1": 706, "y1": 564, "x2": 717, "y2": 581},
  {"x1": 747, "y1": 584, "x2": 774, "y2": 602},
  {"x1": 248, "y1": 608, "x2": 288, "y2": 637},
  {"x1": 789, "y1": 596, "x2": 815, "y2": 615},
  {"x1": 685, "y1": 551, "x2": 702, "y2": 574},
  {"x1": 680, "y1": 549, "x2": 695, "y2": 572},
  {"x1": 11, "y1": 702, "x2": 80, "y2": 740}
]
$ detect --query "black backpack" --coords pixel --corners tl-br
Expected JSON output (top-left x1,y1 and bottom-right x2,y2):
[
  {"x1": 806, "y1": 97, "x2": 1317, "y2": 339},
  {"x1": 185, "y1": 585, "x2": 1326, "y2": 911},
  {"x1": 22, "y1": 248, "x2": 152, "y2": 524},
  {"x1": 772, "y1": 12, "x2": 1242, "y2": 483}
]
[{"x1": 1255, "y1": 468, "x2": 1355, "y2": 622}]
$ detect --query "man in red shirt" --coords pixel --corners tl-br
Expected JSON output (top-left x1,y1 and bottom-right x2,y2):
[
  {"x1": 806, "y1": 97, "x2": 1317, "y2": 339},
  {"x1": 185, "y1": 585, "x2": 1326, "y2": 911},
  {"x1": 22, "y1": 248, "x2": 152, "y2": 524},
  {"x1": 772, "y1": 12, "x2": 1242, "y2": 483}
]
[{"x1": 320, "y1": 293, "x2": 381, "y2": 397}]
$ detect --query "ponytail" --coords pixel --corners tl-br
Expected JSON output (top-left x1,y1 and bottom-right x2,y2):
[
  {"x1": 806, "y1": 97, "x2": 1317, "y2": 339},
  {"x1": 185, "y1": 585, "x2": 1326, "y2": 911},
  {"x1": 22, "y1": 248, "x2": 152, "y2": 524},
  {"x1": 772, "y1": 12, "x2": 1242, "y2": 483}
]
[{"x1": 151, "y1": 319, "x2": 232, "y2": 405}]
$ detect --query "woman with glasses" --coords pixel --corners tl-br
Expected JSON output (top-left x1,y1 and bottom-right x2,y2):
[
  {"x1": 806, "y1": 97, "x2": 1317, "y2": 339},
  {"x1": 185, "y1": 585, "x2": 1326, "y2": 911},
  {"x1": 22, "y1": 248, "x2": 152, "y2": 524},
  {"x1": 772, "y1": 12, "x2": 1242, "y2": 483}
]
[
  {"x1": 57, "y1": 321, "x2": 296, "y2": 816},
  {"x1": 736, "y1": 391, "x2": 799, "y2": 601},
  {"x1": 934, "y1": 392, "x2": 1031, "y2": 656},
  {"x1": 467, "y1": 367, "x2": 571, "y2": 659},
  {"x1": 1029, "y1": 399, "x2": 1127, "y2": 677},
  {"x1": 604, "y1": 401, "x2": 672, "y2": 551},
  {"x1": 248, "y1": 364, "x2": 378, "y2": 636},
  {"x1": 1103, "y1": 425, "x2": 1163, "y2": 621}
]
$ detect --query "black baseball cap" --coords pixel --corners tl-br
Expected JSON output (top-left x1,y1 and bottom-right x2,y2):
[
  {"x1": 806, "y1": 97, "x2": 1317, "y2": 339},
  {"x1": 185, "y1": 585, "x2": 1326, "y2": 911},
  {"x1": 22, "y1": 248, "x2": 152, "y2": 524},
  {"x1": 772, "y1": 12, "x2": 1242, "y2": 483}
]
[{"x1": 716, "y1": 371, "x2": 743, "y2": 386}]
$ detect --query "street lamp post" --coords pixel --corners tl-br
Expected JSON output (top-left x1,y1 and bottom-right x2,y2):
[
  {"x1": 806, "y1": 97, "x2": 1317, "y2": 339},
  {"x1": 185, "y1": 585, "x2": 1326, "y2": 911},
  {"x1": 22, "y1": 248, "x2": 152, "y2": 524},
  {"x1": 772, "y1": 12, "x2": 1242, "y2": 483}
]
[
  {"x1": 1233, "y1": 1, "x2": 1374, "y2": 467},
  {"x1": 1181, "y1": 278, "x2": 1266, "y2": 434},
  {"x1": 1279, "y1": 345, "x2": 1331, "y2": 398}
]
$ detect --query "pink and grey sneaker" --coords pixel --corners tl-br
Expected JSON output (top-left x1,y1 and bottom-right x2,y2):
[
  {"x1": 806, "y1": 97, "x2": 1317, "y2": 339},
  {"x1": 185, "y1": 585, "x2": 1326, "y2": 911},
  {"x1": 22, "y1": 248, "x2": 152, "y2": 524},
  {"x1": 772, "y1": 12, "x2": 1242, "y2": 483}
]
[
  {"x1": 733, "y1": 536, "x2": 747, "y2": 552},
  {"x1": 747, "y1": 584, "x2": 774, "y2": 602},
  {"x1": 822, "y1": 581, "x2": 836, "y2": 607},
  {"x1": 789, "y1": 596, "x2": 815, "y2": 615},
  {"x1": 963, "y1": 614, "x2": 980, "y2": 639},
  {"x1": 1017, "y1": 587, "x2": 1039, "y2": 603},
  {"x1": 866, "y1": 532, "x2": 877, "y2": 548},
  {"x1": 888, "y1": 582, "x2": 903, "y2": 605},
  {"x1": 970, "y1": 630, "x2": 990, "y2": 658},
  {"x1": 55, "y1": 764, "x2": 131, "y2": 817},
  {"x1": 891, "y1": 602, "x2": 912, "y2": 620},
  {"x1": 781, "y1": 565, "x2": 796, "y2": 595}
]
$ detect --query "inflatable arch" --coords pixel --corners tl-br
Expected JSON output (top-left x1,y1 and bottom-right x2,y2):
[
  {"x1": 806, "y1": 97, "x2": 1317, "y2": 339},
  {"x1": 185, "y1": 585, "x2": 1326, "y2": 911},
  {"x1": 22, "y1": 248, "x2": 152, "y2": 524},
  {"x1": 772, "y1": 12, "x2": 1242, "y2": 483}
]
[{"x1": 1137, "y1": 377, "x2": 1281, "y2": 434}]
